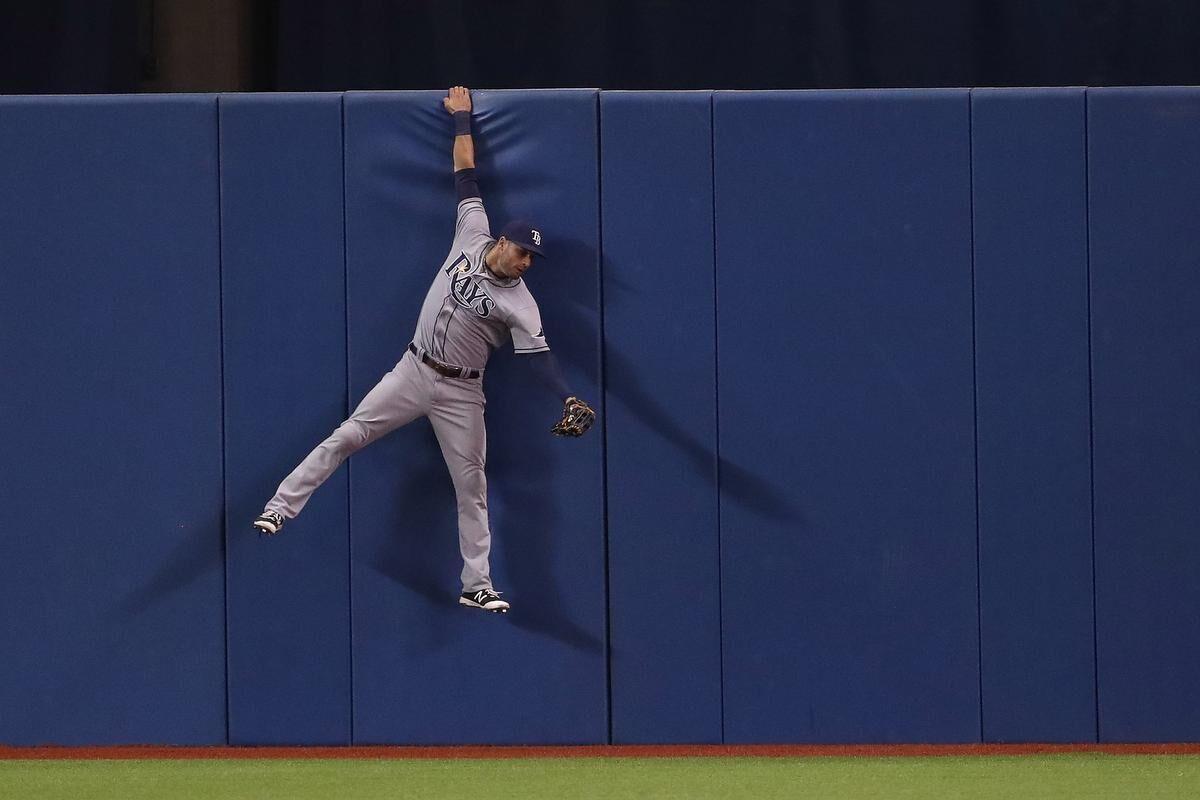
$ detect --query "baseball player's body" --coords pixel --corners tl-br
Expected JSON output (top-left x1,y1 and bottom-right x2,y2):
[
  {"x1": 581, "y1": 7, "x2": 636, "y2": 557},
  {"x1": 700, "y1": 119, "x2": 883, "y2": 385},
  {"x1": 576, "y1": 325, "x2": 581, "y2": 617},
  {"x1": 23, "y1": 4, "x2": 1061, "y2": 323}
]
[{"x1": 253, "y1": 86, "x2": 595, "y2": 613}]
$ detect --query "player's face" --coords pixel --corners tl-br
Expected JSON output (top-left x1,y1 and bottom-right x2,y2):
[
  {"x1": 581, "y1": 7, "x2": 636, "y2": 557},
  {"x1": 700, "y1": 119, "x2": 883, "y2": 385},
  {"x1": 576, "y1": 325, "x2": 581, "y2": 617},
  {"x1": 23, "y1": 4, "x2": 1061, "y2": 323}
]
[{"x1": 499, "y1": 239, "x2": 534, "y2": 278}]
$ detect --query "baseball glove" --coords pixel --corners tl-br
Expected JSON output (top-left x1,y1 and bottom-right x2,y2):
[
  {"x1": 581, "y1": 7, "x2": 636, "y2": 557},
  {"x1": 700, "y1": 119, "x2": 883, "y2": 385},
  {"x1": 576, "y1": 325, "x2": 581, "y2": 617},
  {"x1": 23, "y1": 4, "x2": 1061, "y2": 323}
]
[{"x1": 552, "y1": 396, "x2": 596, "y2": 437}]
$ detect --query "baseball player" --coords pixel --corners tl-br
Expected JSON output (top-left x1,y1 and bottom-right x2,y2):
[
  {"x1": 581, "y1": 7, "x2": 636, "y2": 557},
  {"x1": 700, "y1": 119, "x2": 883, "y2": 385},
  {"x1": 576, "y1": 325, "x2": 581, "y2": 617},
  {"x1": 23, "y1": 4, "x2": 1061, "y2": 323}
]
[{"x1": 252, "y1": 86, "x2": 596, "y2": 614}]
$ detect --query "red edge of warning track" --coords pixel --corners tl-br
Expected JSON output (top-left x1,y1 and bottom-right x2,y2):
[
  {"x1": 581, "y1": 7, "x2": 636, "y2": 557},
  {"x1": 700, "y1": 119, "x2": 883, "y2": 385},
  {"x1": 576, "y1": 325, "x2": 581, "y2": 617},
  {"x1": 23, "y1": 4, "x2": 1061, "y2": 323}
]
[{"x1": 2, "y1": 744, "x2": 1200, "y2": 760}]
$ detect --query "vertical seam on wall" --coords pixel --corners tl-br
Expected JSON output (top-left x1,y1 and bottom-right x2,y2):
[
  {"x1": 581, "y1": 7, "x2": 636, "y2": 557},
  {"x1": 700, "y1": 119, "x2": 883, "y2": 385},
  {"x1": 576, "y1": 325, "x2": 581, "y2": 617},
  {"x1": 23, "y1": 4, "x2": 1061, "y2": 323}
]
[
  {"x1": 341, "y1": 93, "x2": 355, "y2": 745},
  {"x1": 216, "y1": 95, "x2": 231, "y2": 746},
  {"x1": 1084, "y1": 89, "x2": 1100, "y2": 744},
  {"x1": 596, "y1": 91, "x2": 613, "y2": 746},
  {"x1": 968, "y1": 89, "x2": 984, "y2": 744},
  {"x1": 711, "y1": 92, "x2": 726, "y2": 745}
]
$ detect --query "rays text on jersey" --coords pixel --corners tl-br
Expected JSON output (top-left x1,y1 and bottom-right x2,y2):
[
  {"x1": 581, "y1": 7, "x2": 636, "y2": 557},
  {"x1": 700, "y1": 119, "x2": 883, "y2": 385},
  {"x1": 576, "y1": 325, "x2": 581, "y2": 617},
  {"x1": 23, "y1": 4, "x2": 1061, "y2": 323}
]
[{"x1": 446, "y1": 259, "x2": 496, "y2": 317}]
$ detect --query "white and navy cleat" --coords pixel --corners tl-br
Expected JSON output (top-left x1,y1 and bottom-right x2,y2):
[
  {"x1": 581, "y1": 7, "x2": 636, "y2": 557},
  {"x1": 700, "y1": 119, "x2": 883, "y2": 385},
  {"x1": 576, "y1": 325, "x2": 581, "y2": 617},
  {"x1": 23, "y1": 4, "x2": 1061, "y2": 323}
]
[
  {"x1": 459, "y1": 588, "x2": 510, "y2": 613},
  {"x1": 252, "y1": 510, "x2": 284, "y2": 536}
]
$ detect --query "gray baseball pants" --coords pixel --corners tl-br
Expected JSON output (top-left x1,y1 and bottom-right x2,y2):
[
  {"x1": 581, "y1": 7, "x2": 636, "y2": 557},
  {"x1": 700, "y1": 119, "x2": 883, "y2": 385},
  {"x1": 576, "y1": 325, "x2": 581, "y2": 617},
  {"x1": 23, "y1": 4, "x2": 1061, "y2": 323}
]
[{"x1": 264, "y1": 351, "x2": 492, "y2": 593}]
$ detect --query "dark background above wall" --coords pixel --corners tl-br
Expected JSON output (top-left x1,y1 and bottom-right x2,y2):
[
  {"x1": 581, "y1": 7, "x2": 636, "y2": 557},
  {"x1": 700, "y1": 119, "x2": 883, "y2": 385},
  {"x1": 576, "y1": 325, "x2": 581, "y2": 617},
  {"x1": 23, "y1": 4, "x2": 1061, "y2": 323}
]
[{"x1": 3, "y1": 0, "x2": 1200, "y2": 94}]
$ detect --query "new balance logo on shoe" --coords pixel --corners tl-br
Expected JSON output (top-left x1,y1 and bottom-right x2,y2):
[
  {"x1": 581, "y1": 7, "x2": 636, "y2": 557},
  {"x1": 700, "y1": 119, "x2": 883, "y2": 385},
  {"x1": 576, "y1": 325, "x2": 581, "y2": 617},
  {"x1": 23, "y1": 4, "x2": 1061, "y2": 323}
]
[{"x1": 459, "y1": 588, "x2": 510, "y2": 613}]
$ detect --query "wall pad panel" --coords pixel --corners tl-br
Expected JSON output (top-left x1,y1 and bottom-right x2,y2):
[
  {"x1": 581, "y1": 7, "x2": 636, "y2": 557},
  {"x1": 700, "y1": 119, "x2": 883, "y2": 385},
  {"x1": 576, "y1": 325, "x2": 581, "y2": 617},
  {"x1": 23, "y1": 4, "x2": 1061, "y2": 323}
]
[
  {"x1": 714, "y1": 90, "x2": 979, "y2": 743},
  {"x1": 0, "y1": 96, "x2": 225, "y2": 745},
  {"x1": 220, "y1": 93, "x2": 351, "y2": 745},
  {"x1": 601, "y1": 91, "x2": 722, "y2": 744},
  {"x1": 972, "y1": 87, "x2": 1096, "y2": 743},
  {"x1": 344, "y1": 90, "x2": 607, "y2": 744},
  {"x1": 1089, "y1": 87, "x2": 1200, "y2": 742}
]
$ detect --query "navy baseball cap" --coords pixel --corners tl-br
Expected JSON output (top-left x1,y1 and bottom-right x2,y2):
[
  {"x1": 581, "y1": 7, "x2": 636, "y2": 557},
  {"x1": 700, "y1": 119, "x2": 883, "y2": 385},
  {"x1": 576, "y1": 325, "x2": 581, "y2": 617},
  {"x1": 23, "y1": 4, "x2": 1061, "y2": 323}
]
[{"x1": 500, "y1": 219, "x2": 545, "y2": 257}]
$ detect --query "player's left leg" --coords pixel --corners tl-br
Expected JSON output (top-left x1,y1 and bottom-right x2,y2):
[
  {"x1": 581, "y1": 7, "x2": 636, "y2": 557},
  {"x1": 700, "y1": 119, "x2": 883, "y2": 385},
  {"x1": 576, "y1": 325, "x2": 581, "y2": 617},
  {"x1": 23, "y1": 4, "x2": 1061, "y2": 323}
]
[
  {"x1": 428, "y1": 379, "x2": 509, "y2": 613},
  {"x1": 255, "y1": 352, "x2": 432, "y2": 534}
]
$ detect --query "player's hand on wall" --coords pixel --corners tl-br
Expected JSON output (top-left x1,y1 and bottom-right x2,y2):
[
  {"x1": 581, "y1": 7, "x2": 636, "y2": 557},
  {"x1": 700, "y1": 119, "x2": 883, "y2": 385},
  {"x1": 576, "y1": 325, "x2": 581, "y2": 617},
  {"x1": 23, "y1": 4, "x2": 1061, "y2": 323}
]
[{"x1": 444, "y1": 86, "x2": 472, "y2": 114}]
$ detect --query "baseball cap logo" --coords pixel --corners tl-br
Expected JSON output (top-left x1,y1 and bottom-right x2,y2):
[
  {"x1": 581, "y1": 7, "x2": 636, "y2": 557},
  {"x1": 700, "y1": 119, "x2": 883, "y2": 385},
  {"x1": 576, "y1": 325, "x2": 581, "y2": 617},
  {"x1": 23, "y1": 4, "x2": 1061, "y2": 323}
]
[{"x1": 501, "y1": 219, "x2": 544, "y2": 256}]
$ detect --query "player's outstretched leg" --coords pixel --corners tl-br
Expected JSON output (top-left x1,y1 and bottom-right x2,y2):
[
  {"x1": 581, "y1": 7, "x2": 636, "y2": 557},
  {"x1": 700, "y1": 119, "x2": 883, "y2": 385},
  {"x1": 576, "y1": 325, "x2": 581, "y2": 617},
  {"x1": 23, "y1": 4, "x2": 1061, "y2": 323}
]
[
  {"x1": 430, "y1": 383, "x2": 508, "y2": 613},
  {"x1": 253, "y1": 353, "x2": 432, "y2": 535}
]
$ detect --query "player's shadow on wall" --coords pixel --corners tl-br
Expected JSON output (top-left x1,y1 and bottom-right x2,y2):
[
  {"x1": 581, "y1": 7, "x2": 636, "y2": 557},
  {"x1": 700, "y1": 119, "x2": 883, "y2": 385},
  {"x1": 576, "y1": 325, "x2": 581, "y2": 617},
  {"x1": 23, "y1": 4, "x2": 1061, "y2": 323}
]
[
  {"x1": 486, "y1": 375, "x2": 604, "y2": 655},
  {"x1": 600, "y1": 266, "x2": 803, "y2": 525},
  {"x1": 119, "y1": 511, "x2": 224, "y2": 617},
  {"x1": 366, "y1": 412, "x2": 604, "y2": 655},
  {"x1": 603, "y1": 343, "x2": 803, "y2": 525},
  {"x1": 488, "y1": 232, "x2": 607, "y2": 654},
  {"x1": 365, "y1": 426, "x2": 467, "y2": 624}
]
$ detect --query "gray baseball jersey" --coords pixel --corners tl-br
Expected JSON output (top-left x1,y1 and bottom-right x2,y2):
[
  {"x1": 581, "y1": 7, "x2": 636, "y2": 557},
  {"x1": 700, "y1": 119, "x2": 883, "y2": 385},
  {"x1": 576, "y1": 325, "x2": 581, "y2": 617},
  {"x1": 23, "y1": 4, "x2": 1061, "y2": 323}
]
[
  {"x1": 264, "y1": 194, "x2": 543, "y2": 594},
  {"x1": 412, "y1": 197, "x2": 548, "y2": 370}
]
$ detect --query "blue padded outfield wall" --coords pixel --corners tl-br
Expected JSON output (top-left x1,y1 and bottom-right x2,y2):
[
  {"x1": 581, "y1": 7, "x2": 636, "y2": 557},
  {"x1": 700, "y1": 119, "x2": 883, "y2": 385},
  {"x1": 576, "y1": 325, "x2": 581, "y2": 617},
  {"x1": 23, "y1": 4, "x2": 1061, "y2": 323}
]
[
  {"x1": 1088, "y1": 88, "x2": 1200, "y2": 743},
  {"x1": 715, "y1": 90, "x2": 979, "y2": 743},
  {"x1": 220, "y1": 94, "x2": 351, "y2": 745},
  {"x1": 0, "y1": 96, "x2": 226, "y2": 745},
  {"x1": 971, "y1": 89, "x2": 1095, "y2": 743},
  {"x1": 1, "y1": 88, "x2": 1198, "y2": 745},
  {"x1": 601, "y1": 92, "x2": 722, "y2": 744}
]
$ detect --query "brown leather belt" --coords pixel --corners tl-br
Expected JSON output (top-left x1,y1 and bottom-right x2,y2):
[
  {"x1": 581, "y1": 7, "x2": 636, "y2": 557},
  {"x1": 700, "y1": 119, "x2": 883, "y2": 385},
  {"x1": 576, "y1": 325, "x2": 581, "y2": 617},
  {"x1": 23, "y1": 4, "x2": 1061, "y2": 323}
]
[{"x1": 408, "y1": 343, "x2": 481, "y2": 379}]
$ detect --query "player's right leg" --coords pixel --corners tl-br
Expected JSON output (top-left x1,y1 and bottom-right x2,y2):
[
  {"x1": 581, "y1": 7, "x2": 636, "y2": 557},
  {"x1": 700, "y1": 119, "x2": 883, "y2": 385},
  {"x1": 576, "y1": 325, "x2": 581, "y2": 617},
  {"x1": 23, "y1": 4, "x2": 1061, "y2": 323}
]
[
  {"x1": 254, "y1": 352, "x2": 432, "y2": 534},
  {"x1": 428, "y1": 380, "x2": 510, "y2": 612}
]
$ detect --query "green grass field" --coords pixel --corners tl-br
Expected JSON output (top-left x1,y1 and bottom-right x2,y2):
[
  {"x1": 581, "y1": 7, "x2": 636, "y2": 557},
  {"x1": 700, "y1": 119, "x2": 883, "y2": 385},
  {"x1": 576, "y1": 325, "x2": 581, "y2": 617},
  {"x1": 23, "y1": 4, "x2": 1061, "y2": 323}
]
[{"x1": 3, "y1": 755, "x2": 1200, "y2": 799}]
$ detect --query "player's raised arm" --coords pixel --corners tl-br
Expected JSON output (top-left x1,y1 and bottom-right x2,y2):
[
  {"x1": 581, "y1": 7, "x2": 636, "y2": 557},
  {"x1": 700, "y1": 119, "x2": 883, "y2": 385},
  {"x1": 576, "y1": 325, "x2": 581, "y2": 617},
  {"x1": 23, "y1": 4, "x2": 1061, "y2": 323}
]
[
  {"x1": 444, "y1": 86, "x2": 490, "y2": 242},
  {"x1": 443, "y1": 85, "x2": 476, "y2": 173}
]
